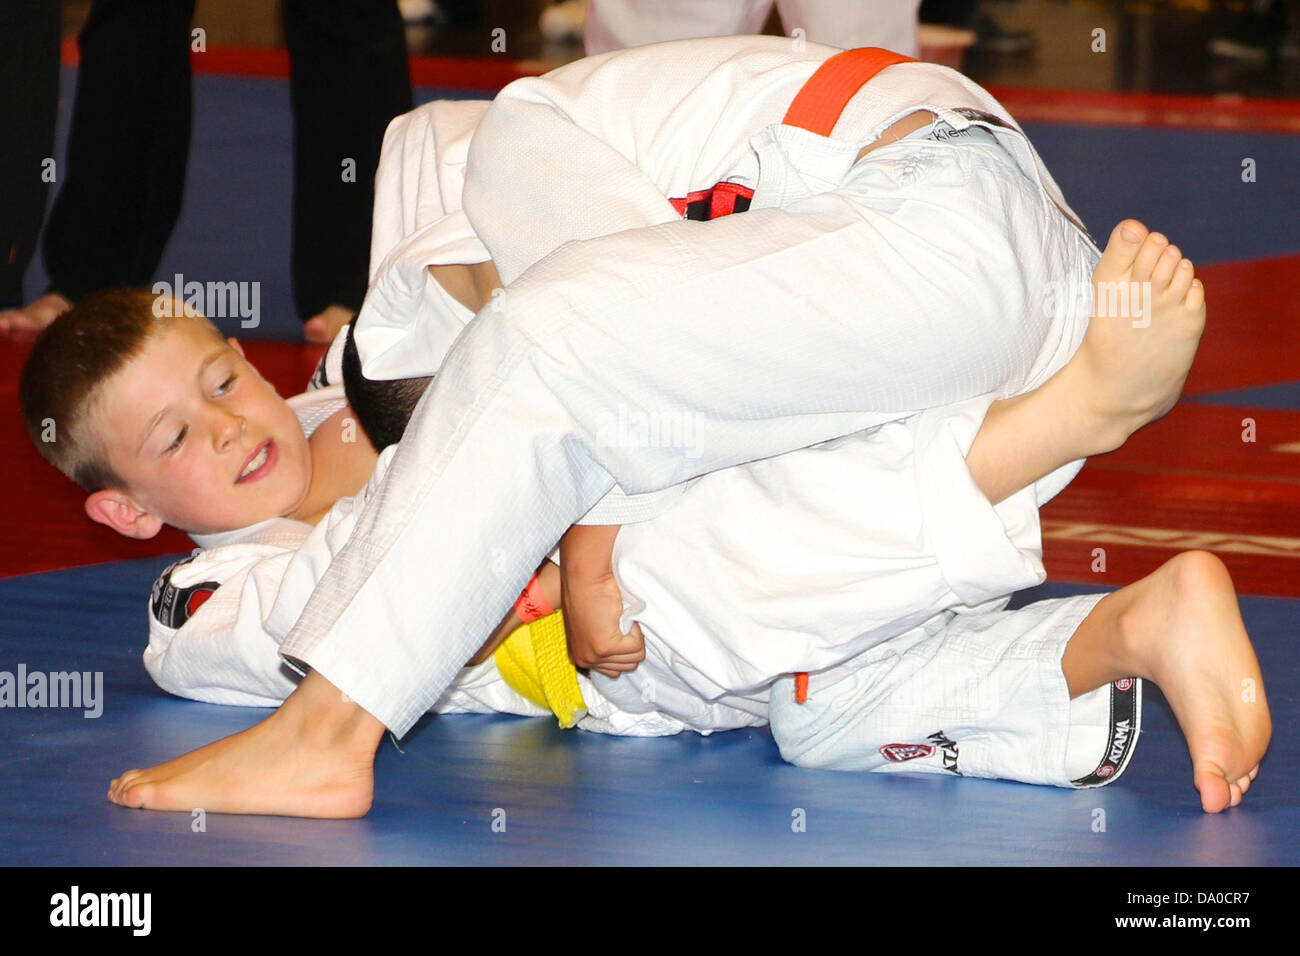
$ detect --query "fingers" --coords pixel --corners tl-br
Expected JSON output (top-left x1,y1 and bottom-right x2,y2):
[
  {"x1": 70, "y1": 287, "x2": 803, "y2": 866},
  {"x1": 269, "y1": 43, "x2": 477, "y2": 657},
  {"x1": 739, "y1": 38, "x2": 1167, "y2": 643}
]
[
  {"x1": 590, "y1": 641, "x2": 646, "y2": 674},
  {"x1": 593, "y1": 662, "x2": 637, "y2": 679},
  {"x1": 573, "y1": 643, "x2": 646, "y2": 671},
  {"x1": 569, "y1": 623, "x2": 646, "y2": 675}
]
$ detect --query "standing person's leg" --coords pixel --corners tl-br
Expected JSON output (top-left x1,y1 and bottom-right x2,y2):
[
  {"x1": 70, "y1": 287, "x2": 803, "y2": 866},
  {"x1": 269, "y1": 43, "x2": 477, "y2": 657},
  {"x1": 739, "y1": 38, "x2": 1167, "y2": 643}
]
[
  {"x1": 583, "y1": 0, "x2": 774, "y2": 55},
  {"x1": 0, "y1": 0, "x2": 60, "y2": 324},
  {"x1": 775, "y1": 0, "x2": 921, "y2": 57},
  {"x1": 284, "y1": 0, "x2": 413, "y2": 343},
  {"x1": 40, "y1": 0, "x2": 196, "y2": 312}
]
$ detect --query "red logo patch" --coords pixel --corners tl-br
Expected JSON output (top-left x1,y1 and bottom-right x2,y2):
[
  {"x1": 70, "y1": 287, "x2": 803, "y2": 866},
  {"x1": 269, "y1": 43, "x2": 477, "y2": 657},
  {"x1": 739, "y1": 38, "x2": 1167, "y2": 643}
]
[
  {"x1": 1095, "y1": 763, "x2": 1116, "y2": 778},
  {"x1": 186, "y1": 588, "x2": 215, "y2": 617},
  {"x1": 880, "y1": 743, "x2": 936, "y2": 762},
  {"x1": 1114, "y1": 678, "x2": 1134, "y2": 692}
]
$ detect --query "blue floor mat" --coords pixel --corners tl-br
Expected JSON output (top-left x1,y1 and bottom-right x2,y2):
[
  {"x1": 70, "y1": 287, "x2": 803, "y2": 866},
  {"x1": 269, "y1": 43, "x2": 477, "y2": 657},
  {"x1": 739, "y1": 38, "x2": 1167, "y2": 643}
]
[
  {"x1": 1, "y1": 559, "x2": 1294, "y2": 866},
  {"x1": 1190, "y1": 379, "x2": 1300, "y2": 412}
]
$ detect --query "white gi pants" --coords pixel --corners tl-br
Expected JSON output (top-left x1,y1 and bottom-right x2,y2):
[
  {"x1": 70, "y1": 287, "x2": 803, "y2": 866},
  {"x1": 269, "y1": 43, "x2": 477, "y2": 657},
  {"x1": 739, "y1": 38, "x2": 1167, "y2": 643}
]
[
  {"x1": 584, "y1": 0, "x2": 922, "y2": 58},
  {"x1": 768, "y1": 593, "x2": 1144, "y2": 788},
  {"x1": 281, "y1": 121, "x2": 1099, "y2": 737}
]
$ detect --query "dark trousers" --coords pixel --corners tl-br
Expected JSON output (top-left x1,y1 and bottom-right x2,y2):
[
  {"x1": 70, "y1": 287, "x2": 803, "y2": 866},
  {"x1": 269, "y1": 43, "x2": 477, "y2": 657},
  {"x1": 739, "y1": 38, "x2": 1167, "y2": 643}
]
[
  {"x1": 38, "y1": 0, "x2": 411, "y2": 317},
  {"x1": 285, "y1": 0, "x2": 413, "y2": 318},
  {"x1": 0, "y1": 0, "x2": 62, "y2": 307},
  {"x1": 42, "y1": 0, "x2": 196, "y2": 303}
]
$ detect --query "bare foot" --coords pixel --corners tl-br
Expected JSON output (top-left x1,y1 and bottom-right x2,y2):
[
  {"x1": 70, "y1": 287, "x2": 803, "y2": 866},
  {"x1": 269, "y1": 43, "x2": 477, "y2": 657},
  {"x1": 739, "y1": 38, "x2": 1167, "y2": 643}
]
[
  {"x1": 1119, "y1": 551, "x2": 1272, "y2": 813},
  {"x1": 0, "y1": 292, "x2": 71, "y2": 335},
  {"x1": 1074, "y1": 219, "x2": 1207, "y2": 448},
  {"x1": 108, "y1": 671, "x2": 384, "y2": 818},
  {"x1": 303, "y1": 304, "x2": 354, "y2": 344}
]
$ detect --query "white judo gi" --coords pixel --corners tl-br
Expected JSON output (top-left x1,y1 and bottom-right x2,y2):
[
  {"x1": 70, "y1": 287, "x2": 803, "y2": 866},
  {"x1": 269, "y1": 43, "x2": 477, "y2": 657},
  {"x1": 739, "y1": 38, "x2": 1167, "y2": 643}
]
[
  {"x1": 269, "y1": 37, "x2": 1116, "y2": 745},
  {"x1": 148, "y1": 38, "x2": 1143, "y2": 789}
]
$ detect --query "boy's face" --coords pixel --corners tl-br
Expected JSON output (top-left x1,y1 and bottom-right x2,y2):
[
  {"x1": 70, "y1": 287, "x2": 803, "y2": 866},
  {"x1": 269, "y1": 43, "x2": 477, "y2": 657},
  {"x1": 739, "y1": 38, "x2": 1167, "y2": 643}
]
[{"x1": 88, "y1": 316, "x2": 313, "y2": 535}]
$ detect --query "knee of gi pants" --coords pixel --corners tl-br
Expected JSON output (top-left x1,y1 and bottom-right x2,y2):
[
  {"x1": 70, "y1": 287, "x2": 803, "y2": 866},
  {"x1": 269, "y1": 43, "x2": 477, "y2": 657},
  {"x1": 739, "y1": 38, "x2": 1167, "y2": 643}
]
[
  {"x1": 837, "y1": 139, "x2": 1067, "y2": 399},
  {"x1": 767, "y1": 617, "x2": 950, "y2": 771}
]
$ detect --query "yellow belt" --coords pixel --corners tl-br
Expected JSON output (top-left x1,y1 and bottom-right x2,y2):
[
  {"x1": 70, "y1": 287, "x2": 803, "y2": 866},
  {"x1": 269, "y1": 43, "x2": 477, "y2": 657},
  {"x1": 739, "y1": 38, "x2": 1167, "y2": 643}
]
[{"x1": 493, "y1": 610, "x2": 587, "y2": 728}]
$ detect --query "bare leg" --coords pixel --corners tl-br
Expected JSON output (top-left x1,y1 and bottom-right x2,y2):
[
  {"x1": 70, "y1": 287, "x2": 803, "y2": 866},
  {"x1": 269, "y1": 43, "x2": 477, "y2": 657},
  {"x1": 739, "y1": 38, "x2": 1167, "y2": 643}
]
[
  {"x1": 967, "y1": 219, "x2": 1206, "y2": 505},
  {"x1": 1061, "y1": 551, "x2": 1271, "y2": 814}
]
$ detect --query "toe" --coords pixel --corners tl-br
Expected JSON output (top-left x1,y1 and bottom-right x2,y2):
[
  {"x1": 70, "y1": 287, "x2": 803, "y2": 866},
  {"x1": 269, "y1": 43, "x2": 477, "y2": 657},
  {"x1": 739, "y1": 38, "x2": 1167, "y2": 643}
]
[
  {"x1": 1132, "y1": 233, "x2": 1167, "y2": 282},
  {"x1": 1195, "y1": 767, "x2": 1232, "y2": 813},
  {"x1": 1169, "y1": 258, "x2": 1195, "y2": 300},
  {"x1": 1099, "y1": 219, "x2": 1148, "y2": 275},
  {"x1": 119, "y1": 780, "x2": 155, "y2": 810},
  {"x1": 1183, "y1": 277, "x2": 1206, "y2": 313},
  {"x1": 1151, "y1": 244, "x2": 1182, "y2": 289},
  {"x1": 112, "y1": 770, "x2": 143, "y2": 799},
  {"x1": 1118, "y1": 219, "x2": 1149, "y2": 245}
]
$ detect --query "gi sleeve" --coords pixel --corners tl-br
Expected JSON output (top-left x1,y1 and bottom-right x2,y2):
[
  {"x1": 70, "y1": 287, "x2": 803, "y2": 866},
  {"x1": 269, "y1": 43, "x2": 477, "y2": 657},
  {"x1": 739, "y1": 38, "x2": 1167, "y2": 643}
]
[
  {"x1": 145, "y1": 540, "x2": 309, "y2": 708},
  {"x1": 910, "y1": 393, "x2": 1051, "y2": 612},
  {"x1": 352, "y1": 210, "x2": 488, "y2": 382}
]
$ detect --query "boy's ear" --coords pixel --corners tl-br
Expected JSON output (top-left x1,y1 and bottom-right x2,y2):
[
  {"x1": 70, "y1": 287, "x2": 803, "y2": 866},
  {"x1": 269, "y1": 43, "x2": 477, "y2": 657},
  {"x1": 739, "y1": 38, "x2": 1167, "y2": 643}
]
[{"x1": 84, "y1": 490, "x2": 164, "y2": 540}]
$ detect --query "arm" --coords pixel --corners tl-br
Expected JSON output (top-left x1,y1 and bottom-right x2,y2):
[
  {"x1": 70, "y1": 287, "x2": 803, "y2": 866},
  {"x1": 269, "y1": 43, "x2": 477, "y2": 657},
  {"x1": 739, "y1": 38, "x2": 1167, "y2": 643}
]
[
  {"x1": 146, "y1": 543, "x2": 309, "y2": 707},
  {"x1": 149, "y1": 546, "x2": 561, "y2": 712},
  {"x1": 558, "y1": 523, "x2": 645, "y2": 679},
  {"x1": 464, "y1": 559, "x2": 563, "y2": 666}
]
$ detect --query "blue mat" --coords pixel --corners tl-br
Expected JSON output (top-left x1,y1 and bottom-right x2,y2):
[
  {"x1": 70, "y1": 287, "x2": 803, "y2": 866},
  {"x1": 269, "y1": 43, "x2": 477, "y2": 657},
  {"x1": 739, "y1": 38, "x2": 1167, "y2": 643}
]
[
  {"x1": 1022, "y1": 121, "x2": 1300, "y2": 268},
  {"x1": 1, "y1": 558, "x2": 1294, "y2": 866},
  {"x1": 1190, "y1": 379, "x2": 1300, "y2": 412}
]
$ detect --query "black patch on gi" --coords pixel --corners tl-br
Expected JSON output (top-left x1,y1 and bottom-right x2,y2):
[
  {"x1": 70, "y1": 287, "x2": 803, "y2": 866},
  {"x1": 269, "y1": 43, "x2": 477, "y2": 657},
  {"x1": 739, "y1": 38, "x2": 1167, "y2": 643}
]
[{"x1": 151, "y1": 557, "x2": 221, "y2": 630}]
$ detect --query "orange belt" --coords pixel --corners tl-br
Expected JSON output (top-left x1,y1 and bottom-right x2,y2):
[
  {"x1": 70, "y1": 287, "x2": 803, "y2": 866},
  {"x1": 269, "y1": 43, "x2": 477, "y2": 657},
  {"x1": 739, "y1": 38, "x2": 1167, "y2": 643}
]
[
  {"x1": 784, "y1": 47, "x2": 914, "y2": 706},
  {"x1": 782, "y1": 46, "x2": 917, "y2": 137}
]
